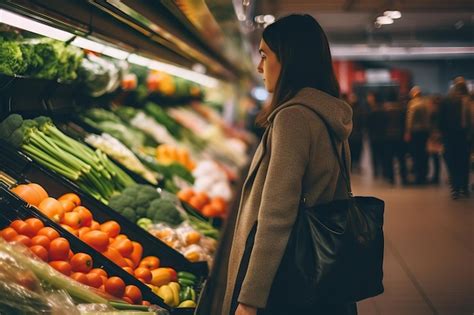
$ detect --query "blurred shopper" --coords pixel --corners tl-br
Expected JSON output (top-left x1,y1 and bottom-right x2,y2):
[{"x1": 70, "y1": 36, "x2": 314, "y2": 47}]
[
  {"x1": 404, "y1": 86, "x2": 430, "y2": 184},
  {"x1": 366, "y1": 92, "x2": 385, "y2": 178},
  {"x1": 224, "y1": 14, "x2": 356, "y2": 315},
  {"x1": 348, "y1": 93, "x2": 365, "y2": 172},
  {"x1": 439, "y1": 77, "x2": 472, "y2": 199},
  {"x1": 382, "y1": 101, "x2": 408, "y2": 185},
  {"x1": 426, "y1": 96, "x2": 443, "y2": 184}
]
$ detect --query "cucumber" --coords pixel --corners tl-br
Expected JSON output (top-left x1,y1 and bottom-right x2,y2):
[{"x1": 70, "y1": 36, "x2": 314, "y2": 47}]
[
  {"x1": 178, "y1": 278, "x2": 195, "y2": 287},
  {"x1": 178, "y1": 271, "x2": 197, "y2": 282}
]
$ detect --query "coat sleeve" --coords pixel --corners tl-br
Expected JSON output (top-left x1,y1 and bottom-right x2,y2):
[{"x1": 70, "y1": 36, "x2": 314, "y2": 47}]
[{"x1": 237, "y1": 107, "x2": 311, "y2": 308}]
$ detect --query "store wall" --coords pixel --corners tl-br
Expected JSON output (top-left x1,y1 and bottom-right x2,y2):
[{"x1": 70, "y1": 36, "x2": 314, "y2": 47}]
[{"x1": 375, "y1": 59, "x2": 474, "y2": 95}]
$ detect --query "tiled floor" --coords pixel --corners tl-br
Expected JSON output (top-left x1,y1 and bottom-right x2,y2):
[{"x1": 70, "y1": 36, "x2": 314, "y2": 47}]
[{"x1": 353, "y1": 174, "x2": 473, "y2": 315}]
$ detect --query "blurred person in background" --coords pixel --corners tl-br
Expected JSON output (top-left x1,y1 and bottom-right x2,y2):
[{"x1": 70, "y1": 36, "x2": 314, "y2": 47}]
[
  {"x1": 439, "y1": 77, "x2": 472, "y2": 199},
  {"x1": 426, "y1": 95, "x2": 443, "y2": 184},
  {"x1": 347, "y1": 93, "x2": 365, "y2": 173},
  {"x1": 404, "y1": 86, "x2": 430, "y2": 185},
  {"x1": 382, "y1": 100, "x2": 408, "y2": 185},
  {"x1": 366, "y1": 91, "x2": 385, "y2": 178}
]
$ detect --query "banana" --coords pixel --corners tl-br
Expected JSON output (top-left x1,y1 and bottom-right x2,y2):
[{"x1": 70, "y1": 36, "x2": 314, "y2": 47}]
[{"x1": 168, "y1": 282, "x2": 181, "y2": 306}]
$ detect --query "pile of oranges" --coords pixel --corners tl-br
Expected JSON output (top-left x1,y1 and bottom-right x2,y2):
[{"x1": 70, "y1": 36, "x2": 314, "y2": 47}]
[
  {"x1": 177, "y1": 188, "x2": 227, "y2": 218},
  {"x1": 7, "y1": 182, "x2": 185, "y2": 305}
]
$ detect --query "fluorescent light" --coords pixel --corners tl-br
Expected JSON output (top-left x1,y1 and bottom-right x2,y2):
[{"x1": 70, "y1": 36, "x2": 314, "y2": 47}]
[
  {"x1": 128, "y1": 54, "x2": 152, "y2": 67},
  {"x1": 0, "y1": 9, "x2": 74, "y2": 41},
  {"x1": 264, "y1": 15, "x2": 275, "y2": 23},
  {"x1": 149, "y1": 60, "x2": 219, "y2": 88},
  {"x1": 71, "y1": 36, "x2": 105, "y2": 52},
  {"x1": 254, "y1": 15, "x2": 265, "y2": 23},
  {"x1": 376, "y1": 16, "x2": 394, "y2": 25},
  {"x1": 331, "y1": 45, "x2": 474, "y2": 59},
  {"x1": 102, "y1": 46, "x2": 130, "y2": 60},
  {"x1": 384, "y1": 10, "x2": 402, "y2": 19}
]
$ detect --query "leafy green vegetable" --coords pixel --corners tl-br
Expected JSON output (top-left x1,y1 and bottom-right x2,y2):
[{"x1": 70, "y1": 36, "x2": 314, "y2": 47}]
[
  {"x1": 0, "y1": 37, "x2": 26, "y2": 76},
  {"x1": 147, "y1": 199, "x2": 183, "y2": 226}
]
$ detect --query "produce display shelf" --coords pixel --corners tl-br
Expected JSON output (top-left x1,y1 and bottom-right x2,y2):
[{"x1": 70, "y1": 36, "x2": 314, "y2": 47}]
[
  {"x1": 0, "y1": 140, "x2": 208, "y2": 274},
  {"x1": 0, "y1": 184, "x2": 167, "y2": 308}
]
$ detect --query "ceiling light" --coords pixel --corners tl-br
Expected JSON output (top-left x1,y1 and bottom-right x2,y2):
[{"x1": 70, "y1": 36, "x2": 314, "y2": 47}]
[
  {"x1": 71, "y1": 36, "x2": 105, "y2": 52},
  {"x1": 376, "y1": 16, "x2": 394, "y2": 25},
  {"x1": 149, "y1": 60, "x2": 218, "y2": 88},
  {"x1": 0, "y1": 8, "x2": 74, "y2": 41},
  {"x1": 384, "y1": 10, "x2": 402, "y2": 19},
  {"x1": 128, "y1": 54, "x2": 152, "y2": 67},
  {"x1": 254, "y1": 15, "x2": 265, "y2": 24},
  {"x1": 264, "y1": 15, "x2": 275, "y2": 24},
  {"x1": 237, "y1": 13, "x2": 246, "y2": 21},
  {"x1": 102, "y1": 46, "x2": 130, "y2": 60}
]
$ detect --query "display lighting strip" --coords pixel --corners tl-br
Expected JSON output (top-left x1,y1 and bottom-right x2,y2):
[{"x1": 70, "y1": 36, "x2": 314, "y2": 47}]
[
  {"x1": 0, "y1": 8, "x2": 220, "y2": 88},
  {"x1": 331, "y1": 45, "x2": 474, "y2": 59}
]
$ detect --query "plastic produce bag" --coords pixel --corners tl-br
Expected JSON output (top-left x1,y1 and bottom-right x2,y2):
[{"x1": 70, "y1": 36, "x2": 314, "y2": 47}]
[{"x1": 79, "y1": 53, "x2": 123, "y2": 97}]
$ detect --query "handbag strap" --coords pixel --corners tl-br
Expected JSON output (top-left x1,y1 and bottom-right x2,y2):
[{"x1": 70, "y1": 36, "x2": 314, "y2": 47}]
[{"x1": 303, "y1": 107, "x2": 353, "y2": 197}]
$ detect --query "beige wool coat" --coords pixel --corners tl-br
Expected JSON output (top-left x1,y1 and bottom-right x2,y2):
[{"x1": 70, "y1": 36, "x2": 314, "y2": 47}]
[{"x1": 222, "y1": 88, "x2": 353, "y2": 314}]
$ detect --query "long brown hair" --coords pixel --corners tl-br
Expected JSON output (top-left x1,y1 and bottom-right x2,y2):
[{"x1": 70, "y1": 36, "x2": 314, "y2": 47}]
[{"x1": 256, "y1": 14, "x2": 340, "y2": 127}]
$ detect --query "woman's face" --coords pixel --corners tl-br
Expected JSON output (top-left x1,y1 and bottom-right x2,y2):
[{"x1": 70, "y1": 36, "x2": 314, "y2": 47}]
[{"x1": 257, "y1": 39, "x2": 281, "y2": 93}]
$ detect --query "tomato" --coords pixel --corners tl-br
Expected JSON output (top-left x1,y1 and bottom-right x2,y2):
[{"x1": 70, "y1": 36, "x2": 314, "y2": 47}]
[
  {"x1": 38, "y1": 198, "x2": 65, "y2": 222},
  {"x1": 114, "y1": 234, "x2": 128, "y2": 241},
  {"x1": 139, "y1": 256, "x2": 160, "y2": 270},
  {"x1": 70, "y1": 253, "x2": 93, "y2": 273},
  {"x1": 62, "y1": 212, "x2": 82, "y2": 229},
  {"x1": 73, "y1": 207, "x2": 92, "y2": 227},
  {"x1": 100, "y1": 221, "x2": 120, "y2": 238},
  {"x1": 37, "y1": 227, "x2": 60, "y2": 240},
  {"x1": 29, "y1": 245, "x2": 48, "y2": 261},
  {"x1": 49, "y1": 237, "x2": 70, "y2": 261},
  {"x1": 10, "y1": 220, "x2": 35, "y2": 237},
  {"x1": 60, "y1": 224, "x2": 78, "y2": 236},
  {"x1": 103, "y1": 247, "x2": 128, "y2": 267},
  {"x1": 86, "y1": 272, "x2": 103, "y2": 288},
  {"x1": 188, "y1": 196, "x2": 205, "y2": 211},
  {"x1": 90, "y1": 268, "x2": 108, "y2": 278},
  {"x1": 124, "y1": 285, "x2": 142, "y2": 304},
  {"x1": 177, "y1": 188, "x2": 195, "y2": 202},
  {"x1": 58, "y1": 193, "x2": 81, "y2": 207},
  {"x1": 25, "y1": 218, "x2": 44, "y2": 235},
  {"x1": 122, "y1": 266, "x2": 134, "y2": 275},
  {"x1": 124, "y1": 258, "x2": 134, "y2": 268},
  {"x1": 81, "y1": 230, "x2": 109, "y2": 252},
  {"x1": 105, "y1": 277, "x2": 126, "y2": 297},
  {"x1": 71, "y1": 272, "x2": 89, "y2": 285},
  {"x1": 12, "y1": 235, "x2": 31, "y2": 247},
  {"x1": 142, "y1": 300, "x2": 151, "y2": 306},
  {"x1": 134, "y1": 267, "x2": 152, "y2": 283},
  {"x1": 77, "y1": 227, "x2": 91, "y2": 238},
  {"x1": 49, "y1": 261, "x2": 72, "y2": 276},
  {"x1": 31, "y1": 235, "x2": 51, "y2": 249},
  {"x1": 59, "y1": 200, "x2": 75, "y2": 213},
  {"x1": 0, "y1": 227, "x2": 18, "y2": 241},
  {"x1": 122, "y1": 297, "x2": 133, "y2": 304},
  {"x1": 68, "y1": 250, "x2": 74, "y2": 260},
  {"x1": 110, "y1": 238, "x2": 134, "y2": 258}
]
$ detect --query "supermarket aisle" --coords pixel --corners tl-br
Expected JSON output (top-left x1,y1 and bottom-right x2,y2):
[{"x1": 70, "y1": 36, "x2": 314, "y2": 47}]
[{"x1": 353, "y1": 175, "x2": 473, "y2": 315}]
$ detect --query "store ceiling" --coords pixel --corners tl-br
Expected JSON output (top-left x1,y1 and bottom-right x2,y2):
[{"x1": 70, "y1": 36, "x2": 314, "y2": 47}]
[{"x1": 253, "y1": 0, "x2": 474, "y2": 46}]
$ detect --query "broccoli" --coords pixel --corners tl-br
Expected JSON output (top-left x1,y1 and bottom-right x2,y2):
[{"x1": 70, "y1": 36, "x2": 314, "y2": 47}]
[
  {"x1": 0, "y1": 39, "x2": 26, "y2": 76},
  {"x1": 121, "y1": 208, "x2": 137, "y2": 222},
  {"x1": 0, "y1": 114, "x2": 23, "y2": 139},
  {"x1": 108, "y1": 184, "x2": 161, "y2": 219},
  {"x1": 148, "y1": 199, "x2": 183, "y2": 226}
]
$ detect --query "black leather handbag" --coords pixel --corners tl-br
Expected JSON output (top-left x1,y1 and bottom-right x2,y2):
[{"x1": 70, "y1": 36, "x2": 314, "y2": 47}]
[{"x1": 270, "y1": 113, "x2": 385, "y2": 307}]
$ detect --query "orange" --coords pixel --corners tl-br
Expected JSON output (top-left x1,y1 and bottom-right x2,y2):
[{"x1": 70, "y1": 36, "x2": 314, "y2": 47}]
[
  {"x1": 105, "y1": 277, "x2": 126, "y2": 298},
  {"x1": 59, "y1": 200, "x2": 75, "y2": 213},
  {"x1": 58, "y1": 193, "x2": 81, "y2": 207},
  {"x1": 188, "y1": 196, "x2": 205, "y2": 211},
  {"x1": 37, "y1": 227, "x2": 60, "y2": 240},
  {"x1": 100, "y1": 221, "x2": 120, "y2": 238},
  {"x1": 27, "y1": 183, "x2": 48, "y2": 202},
  {"x1": 49, "y1": 237, "x2": 70, "y2": 261},
  {"x1": 0, "y1": 227, "x2": 18, "y2": 241},
  {"x1": 71, "y1": 272, "x2": 89, "y2": 285},
  {"x1": 90, "y1": 221, "x2": 100, "y2": 230},
  {"x1": 111, "y1": 238, "x2": 134, "y2": 258},
  {"x1": 124, "y1": 285, "x2": 142, "y2": 304},
  {"x1": 29, "y1": 245, "x2": 48, "y2": 261},
  {"x1": 177, "y1": 188, "x2": 195, "y2": 202},
  {"x1": 60, "y1": 224, "x2": 78, "y2": 236},
  {"x1": 25, "y1": 218, "x2": 44, "y2": 235},
  {"x1": 202, "y1": 204, "x2": 219, "y2": 217},
  {"x1": 195, "y1": 192, "x2": 210, "y2": 205},
  {"x1": 70, "y1": 253, "x2": 93, "y2": 273},
  {"x1": 62, "y1": 212, "x2": 82, "y2": 229},
  {"x1": 122, "y1": 266, "x2": 134, "y2": 275},
  {"x1": 86, "y1": 272, "x2": 103, "y2": 288},
  {"x1": 134, "y1": 267, "x2": 152, "y2": 283},
  {"x1": 129, "y1": 242, "x2": 143, "y2": 268},
  {"x1": 90, "y1": 268, "x2": 108, "y2": 278},
  {"x1": 38, "y1": 198, "x2": 65, "y2": 222},
  {"x1": 49, "y1": 261, "x2": 72, "y2": 276},
  {"x1": 12, "y1": 234, "x2": 31, "y2": 247},
  {"x1": 139, "y1": 256, "x2": 160, "y2": 269},
  {"x1": 103, "y1": 247, "x2": 128, "y2": 267},
  {"x1": 73, "y1": 206, "x2": 93, "y2": 227},
  {"x1": 11, "y1": 184, "x2": 41, "y2": 206},
  {"x1": 31, "y1": 235, "x2": 51, "y2": 249},
  {"x1": 81, "y1": 230, "x2": 109, "y2": 252},
  {"x1": 77, "y1": 227, "x2": 91, "y2": 238}
]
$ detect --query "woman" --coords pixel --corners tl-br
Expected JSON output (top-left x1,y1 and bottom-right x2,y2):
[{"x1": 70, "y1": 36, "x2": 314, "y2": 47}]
[{"x1": 223, "y1": 15, "x2": 355, "y2": 315}]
